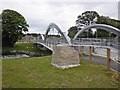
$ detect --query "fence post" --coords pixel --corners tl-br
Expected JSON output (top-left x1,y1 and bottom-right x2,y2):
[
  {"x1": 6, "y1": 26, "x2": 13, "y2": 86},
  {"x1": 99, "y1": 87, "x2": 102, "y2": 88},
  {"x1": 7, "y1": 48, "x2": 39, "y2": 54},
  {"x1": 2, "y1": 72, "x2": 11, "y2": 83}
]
[
  {"x1": 89, "y1": 46, "x2": 92, "y2": 62},
  {"x1": 107, "y1": 48, "x2": 111, "y2": 70}
]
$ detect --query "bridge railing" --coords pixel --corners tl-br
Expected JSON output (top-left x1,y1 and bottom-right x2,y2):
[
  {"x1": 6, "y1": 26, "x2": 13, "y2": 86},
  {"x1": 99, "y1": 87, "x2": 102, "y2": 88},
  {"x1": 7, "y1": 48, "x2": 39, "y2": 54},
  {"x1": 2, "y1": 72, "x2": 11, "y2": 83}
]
[
  {"x1": 38, "y1": 37, "x2": 120, "y2": 50},
  {"x1": 44, "y1": 40, "x2": 68, "y2": 47},
  {"x1": 72, "y1": 38, "x2": 120, "y2": 49}
]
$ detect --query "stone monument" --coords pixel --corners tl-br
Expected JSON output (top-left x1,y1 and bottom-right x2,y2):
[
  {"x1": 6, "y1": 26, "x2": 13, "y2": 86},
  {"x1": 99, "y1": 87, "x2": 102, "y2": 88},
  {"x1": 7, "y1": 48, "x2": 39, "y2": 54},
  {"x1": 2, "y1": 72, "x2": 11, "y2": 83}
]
[{"x1": 51, "y1": 44, "x2": 80, "y2": 69}]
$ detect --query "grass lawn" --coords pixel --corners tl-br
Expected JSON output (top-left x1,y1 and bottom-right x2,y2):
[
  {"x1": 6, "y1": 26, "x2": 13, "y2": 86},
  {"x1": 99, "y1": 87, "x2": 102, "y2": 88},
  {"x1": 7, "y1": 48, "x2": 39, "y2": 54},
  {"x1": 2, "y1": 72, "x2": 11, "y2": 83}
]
[{"x1": 2, "y1": 56, "x2": 120, "y2": 88}]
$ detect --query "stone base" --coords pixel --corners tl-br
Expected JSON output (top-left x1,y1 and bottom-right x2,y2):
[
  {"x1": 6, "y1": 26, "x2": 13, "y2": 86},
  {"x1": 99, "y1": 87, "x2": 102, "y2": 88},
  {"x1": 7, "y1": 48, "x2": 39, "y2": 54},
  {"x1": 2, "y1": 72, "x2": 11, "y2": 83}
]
[
  {"x1": 51, "y1": 63, "x2": 80, "y2": 69},
  {"x1": 51, "y1": 44, "x2": 80, "y2": 69}
]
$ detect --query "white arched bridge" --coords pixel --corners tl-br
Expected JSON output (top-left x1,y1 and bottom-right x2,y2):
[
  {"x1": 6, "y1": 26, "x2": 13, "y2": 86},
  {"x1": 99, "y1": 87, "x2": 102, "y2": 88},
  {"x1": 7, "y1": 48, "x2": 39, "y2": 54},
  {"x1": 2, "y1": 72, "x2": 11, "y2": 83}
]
[
  {"x1": 36, "y1": 23, "x2": 120, "y2": 50},
  {"x1": 35, "y1": 23, "x2": 120, "y2": 71}
]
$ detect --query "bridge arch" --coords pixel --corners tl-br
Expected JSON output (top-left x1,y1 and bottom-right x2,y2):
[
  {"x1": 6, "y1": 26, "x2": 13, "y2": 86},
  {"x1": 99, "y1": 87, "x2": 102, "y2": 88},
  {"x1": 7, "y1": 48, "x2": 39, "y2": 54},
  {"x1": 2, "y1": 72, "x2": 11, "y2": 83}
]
[
  {"x1": 73, "y1": 24, "x2": 120, "y2": 40},
  {"x1": 44, "y1": 23, "x2": 71, "y2": 45}
]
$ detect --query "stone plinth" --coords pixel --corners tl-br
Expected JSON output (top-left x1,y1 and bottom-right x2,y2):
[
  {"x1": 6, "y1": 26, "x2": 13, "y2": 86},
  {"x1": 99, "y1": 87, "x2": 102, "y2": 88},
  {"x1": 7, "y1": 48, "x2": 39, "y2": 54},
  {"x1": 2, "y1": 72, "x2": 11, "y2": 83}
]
[{"x1": 51, "y1": 44, "x2": 80, "y2": 69}]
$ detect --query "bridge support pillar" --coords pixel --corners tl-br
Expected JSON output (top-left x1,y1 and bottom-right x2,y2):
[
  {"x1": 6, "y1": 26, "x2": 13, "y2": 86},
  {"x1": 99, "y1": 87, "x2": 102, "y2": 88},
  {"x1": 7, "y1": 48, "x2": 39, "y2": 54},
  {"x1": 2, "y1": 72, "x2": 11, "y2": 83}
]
[
  {"x1": 107, "y1": 48, "x2": 111, "y2": 70},
  {"x1": 89, "y1": 46, "x2": 92, "y2": 62}
]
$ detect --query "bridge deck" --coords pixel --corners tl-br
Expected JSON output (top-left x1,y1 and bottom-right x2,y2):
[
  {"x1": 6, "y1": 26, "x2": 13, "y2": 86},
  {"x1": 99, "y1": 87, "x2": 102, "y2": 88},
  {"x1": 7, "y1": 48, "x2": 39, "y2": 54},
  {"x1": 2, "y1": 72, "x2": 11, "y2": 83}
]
[{"x1": 36, "y1": 42, "x2": 53, "y2": 51}]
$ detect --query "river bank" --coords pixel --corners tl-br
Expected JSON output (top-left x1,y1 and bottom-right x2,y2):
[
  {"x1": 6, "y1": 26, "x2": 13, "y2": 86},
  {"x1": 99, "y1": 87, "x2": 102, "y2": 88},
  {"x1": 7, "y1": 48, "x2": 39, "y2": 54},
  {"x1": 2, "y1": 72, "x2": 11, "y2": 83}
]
[{"x1": 2, "y1": 42, "x2": 52, "y2": 59}]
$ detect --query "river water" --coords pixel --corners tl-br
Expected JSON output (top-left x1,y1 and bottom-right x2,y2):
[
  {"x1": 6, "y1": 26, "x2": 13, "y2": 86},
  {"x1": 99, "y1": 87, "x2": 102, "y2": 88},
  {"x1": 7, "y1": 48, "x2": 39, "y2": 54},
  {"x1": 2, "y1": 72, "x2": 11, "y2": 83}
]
[{"x1": 2, "y1": 54, "x2": 30, "y2": 59}]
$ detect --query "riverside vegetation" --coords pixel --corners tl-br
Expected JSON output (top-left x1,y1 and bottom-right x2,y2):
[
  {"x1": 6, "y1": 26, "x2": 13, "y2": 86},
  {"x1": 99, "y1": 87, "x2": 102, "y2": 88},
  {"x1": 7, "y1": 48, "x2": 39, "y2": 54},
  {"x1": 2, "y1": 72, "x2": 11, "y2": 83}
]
[{"x1": 2, "y1": 42, "x2": 52, "y2": 57}]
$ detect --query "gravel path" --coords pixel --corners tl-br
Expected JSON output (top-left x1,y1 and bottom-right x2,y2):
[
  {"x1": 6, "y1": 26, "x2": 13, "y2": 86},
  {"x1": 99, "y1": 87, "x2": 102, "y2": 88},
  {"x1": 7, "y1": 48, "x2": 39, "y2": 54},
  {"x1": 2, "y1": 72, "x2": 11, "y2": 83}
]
[{"x1": 83, "y1": 55, "x2": 120, "y2": 72}]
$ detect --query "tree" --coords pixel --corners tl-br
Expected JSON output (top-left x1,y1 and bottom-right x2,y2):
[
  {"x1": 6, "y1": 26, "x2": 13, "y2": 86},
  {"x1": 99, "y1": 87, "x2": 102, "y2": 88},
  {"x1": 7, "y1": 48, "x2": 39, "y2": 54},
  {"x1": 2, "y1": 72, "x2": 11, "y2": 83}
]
[
  {"x1": 2, "y1": 9, "x2": 29, "y2": 47},
  {"x1": 97, "y1": 16, "x2": 120, "y2": 29},
  {"x1": 76, "y1": 11, "x2": 99, "y2": 26},
  {"x1": 26, "y1": 33, "x2": 41, "y2": 37},
  {"x1": 94, "y1": 29, "x2": 109, "y2": 38},
  {"x1": 95, "y1": 16, "x2": 120, "y2": 38},
  {"x1": 68, "y1": 26, "x2": 78, "y2": 38},
  {"x1": 76, "y1": 11, "x2": 99, "y2": 38},
  {"x1": 76, "y1": 11, "x2": 120, "y2": 38},
  {"x1": 0, "y1": 14, "x2": 1, "y2": 31},
  {"x1": 68, "y1": 11, "x2": 120, "y2": 39},
  {"x1": 0, "y1": 14, "x2": 1, "y2": 29}
]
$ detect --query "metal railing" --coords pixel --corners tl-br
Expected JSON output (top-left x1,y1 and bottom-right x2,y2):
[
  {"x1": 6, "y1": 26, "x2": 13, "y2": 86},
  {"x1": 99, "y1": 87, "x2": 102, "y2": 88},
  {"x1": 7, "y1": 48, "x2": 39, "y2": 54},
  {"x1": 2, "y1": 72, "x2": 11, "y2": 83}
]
[{"x1": 37, "y1": 38, "x2": 120, "y2": 50}]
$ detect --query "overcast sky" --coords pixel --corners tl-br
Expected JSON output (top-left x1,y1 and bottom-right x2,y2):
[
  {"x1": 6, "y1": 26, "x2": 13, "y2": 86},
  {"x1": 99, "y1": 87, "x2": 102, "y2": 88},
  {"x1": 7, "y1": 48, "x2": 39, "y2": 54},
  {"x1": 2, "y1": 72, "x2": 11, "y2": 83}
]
[{"x1": 0, "y1": 0, "x2": 119, "y2": 34}]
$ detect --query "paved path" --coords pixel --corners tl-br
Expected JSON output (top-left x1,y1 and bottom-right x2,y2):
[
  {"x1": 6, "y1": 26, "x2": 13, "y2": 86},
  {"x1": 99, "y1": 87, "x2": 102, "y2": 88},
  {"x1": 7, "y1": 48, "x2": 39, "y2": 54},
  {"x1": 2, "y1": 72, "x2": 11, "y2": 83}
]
[{"x1": 83, "y1": 55, "x2": 120, "y2": 72}]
